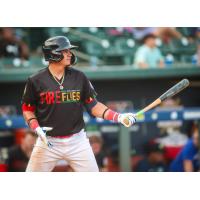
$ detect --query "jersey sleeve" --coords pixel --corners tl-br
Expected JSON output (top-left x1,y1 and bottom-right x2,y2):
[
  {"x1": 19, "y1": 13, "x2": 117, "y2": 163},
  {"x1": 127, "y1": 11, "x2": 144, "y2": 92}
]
[
  {"x1": 21, "y1": 78, "x2": 37, "y2": 106},
  {"x1": 82, "y1": 74, "x2": 97, "y2": 101},
  {"x1": 82, "y1": 74, "x2": 98, "y2": 112}
]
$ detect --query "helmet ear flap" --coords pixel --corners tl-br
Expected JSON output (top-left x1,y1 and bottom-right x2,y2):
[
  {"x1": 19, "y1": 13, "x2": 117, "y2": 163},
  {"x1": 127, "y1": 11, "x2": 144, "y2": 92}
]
[{"x1": 70, "y1": 52, "x2": 77, "y2": 65}]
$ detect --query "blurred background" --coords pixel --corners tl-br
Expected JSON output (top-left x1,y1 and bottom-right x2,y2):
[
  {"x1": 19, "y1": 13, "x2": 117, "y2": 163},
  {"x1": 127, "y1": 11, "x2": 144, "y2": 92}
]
[{"x1": 0, "y1": 27, "x2": 200, "y2": 172}]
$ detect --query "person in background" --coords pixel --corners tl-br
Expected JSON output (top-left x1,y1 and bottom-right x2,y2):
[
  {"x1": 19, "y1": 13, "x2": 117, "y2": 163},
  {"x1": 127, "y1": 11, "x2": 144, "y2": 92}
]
[
  {"x1": 129, "y1": 27, "x2": 182, "y2": 44},
  {"x1": 7, "y1": 129, "x2": 37, "y2": 172},
  {"x1": 89, "y1": 135, "x2": 107, "y2": 171},
  {"x1": 169, "y1": 122, "x2": 200, "y2": 172},
  {"x1": 155, "y1": 98, "x2": 188, "y2": 163},
  {"x1": 193, "y1": 28, "x2": 200, "y2": 65},
  {"x1": 134, "y1": 141, "x2": 168, "y2": 172},
  {"x1": 134, "y1": 34, "x2": 164, "y2": 69},
  {"x1": 0, "y1": 27, "x2": 29, "y2": 60},
  {"x1": 106, "y1": 145, "x2": 120, "y2": 172}
]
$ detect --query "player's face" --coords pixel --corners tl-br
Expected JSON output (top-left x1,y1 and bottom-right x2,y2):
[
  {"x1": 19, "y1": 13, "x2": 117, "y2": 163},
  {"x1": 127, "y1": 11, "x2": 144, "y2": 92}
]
[
  {"x1": 146, "y1": 38, "x2": 156, "y2": 48},
  {"x1": 61, "y1": 50, "x2": 72, "y2": 66}
]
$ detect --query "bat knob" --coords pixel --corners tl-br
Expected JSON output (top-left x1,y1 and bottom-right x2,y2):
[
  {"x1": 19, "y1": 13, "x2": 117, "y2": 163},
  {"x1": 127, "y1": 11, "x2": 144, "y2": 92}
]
[
  {"x1": 118, "y1": 113, "x2": 136, "y2": 127},
  {"x1": 123, "y1": 118, "x2": 130, "y2": 126}
]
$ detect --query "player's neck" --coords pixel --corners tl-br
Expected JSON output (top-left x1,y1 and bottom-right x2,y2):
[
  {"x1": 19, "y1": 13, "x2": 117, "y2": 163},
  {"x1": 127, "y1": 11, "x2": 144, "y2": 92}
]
[{"x1": 48, "y1": 63, "x2": 65, "y2": 78}]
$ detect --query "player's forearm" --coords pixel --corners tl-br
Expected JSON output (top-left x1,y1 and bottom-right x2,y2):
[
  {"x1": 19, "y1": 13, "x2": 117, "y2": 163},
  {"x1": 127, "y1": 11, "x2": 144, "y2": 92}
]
[
  {"x1": 23, "y1": 111, "x2": 53, "y2": 147},
  {"x1": 23, "y1": 111, "x2": 36, "y2": 123},
  {"x1": 91, "y1": 102, "x2": 108, "y2": 118},
  {"x1": 23, "y1": 111, "x2": 39, "y2": 130},
  {"x1": 91, "y1": 101, "x2": 124, "y2": 121},
  {"x1": 91, "y1": 102, "x2": 136, "y2": 127}
]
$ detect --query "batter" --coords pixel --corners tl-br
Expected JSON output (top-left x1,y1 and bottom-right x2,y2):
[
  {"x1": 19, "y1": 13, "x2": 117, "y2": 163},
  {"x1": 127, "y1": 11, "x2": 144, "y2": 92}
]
[{"x1": 22, "y1": 36, "x2": 136, "y2": 172}]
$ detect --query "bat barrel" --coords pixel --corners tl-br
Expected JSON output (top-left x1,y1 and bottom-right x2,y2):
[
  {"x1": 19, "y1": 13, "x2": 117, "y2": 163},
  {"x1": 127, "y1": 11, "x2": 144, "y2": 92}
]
[
  {"x1": 135, "y1": 79, "x2": 189, "y2": 118},
  {"x1": 159, "y1": 79, "x2": 189, "y2": 101}
]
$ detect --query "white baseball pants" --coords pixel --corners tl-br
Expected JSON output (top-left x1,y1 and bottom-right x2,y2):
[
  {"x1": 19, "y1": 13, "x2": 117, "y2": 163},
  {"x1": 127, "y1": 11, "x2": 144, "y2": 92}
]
[{"x1": 26, "y1": 129, "x2": 99, "y2": 172}]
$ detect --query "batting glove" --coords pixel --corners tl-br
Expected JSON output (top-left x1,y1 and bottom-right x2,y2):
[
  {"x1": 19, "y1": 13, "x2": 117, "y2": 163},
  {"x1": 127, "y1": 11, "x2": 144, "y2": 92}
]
[
  {"x1": 118, "y1": 113, "x2": 136, "y2": 127},
  {"x1": 35, "y1": 127, "x2": 53, "y2": 148}
]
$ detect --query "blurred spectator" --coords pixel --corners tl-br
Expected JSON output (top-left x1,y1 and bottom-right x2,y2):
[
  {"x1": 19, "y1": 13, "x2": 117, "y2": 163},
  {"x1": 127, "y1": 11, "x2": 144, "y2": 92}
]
[
  {"x1": 169, "y1": 122, "x2": 200, "y2": 172},
  {"x1": 156, "y1": 127, "x2": 188, "y2": 163},
  {"x1": 197, "y1": 43, "x2": 200, "y2": 66},
  {"x1": 106, "y1": 145, "x2": 120, "y2": 172},
  {"x1": 7, "y1": 129, "x2": 36, "y2": 172},
  {"x1": 0, "y1": 105, "x2": 16, "y2": 117},
  {"x1": 106, "y1": 27, "x2": 124, "y2": 36},
  {"x1": 0, "y1": 28, "x2": 29, "y2": 60},
  {"x1": 129, "y1": 27, "x2": 182, "y2": 44},
  {"x1": 185, "y1": 27, "x2": 200, "y2": 40},
  {"x1": 195, "y1": 27, "x2": 200, "y2": 40},
  {"x1": 155, "y1": 98, "x2": 188, "y2": 163},
  {"x1": 134, "y1": 34, "x2": 164, "y2": 68},
  {"x1": 194, "y1": 28, "x2": 200, "y2": 65},
  {"x1": 0, "y1": 107, "x2": 10, "y2": 117},
  {"x1": 130, "y1": 27, "x2": 157, "y2": 41},
  {"x1": 134, "y1": 141, "x2": 168, "y2": 172},
  {"x1": 0, "y1": 148, "x2": 8, "y2": 172},
  {"x1": 155, "y1": 27, "x2": 182, "y2": 44},
  {"x1": 89, "y1": 135, "x2": 107, "y2": 171},
  {"x1": 184, "y1": 28, "x2": 200, "y2": 66}
]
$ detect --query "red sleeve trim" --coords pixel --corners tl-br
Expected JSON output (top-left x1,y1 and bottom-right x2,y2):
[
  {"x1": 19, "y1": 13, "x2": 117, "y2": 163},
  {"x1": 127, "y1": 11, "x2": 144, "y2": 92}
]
[
  {"x1": 22, "y1": 103, "x2": 36, "y2": 112},
  {"x1": 85, "y1": 97, "x2": 95, "y2": 104}
]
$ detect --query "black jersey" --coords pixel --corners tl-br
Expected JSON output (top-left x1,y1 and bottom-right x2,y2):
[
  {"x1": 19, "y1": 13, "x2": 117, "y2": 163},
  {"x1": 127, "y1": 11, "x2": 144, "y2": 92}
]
[{"x1": 22, "y1": 67, "x2": 97, "y2": 136}]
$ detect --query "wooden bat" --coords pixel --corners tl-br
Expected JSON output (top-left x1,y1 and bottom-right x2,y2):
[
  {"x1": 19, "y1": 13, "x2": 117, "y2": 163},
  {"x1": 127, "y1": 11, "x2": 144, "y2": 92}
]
[{"x1": 135, "y1": 79, "x2": 190, "y2": 118}]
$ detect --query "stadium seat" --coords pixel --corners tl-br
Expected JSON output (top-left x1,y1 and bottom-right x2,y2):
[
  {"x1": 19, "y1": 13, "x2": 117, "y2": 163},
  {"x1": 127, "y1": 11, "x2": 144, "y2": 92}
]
[{"x1": 84, "y1": 41, "x2": 104, "y2": 57}]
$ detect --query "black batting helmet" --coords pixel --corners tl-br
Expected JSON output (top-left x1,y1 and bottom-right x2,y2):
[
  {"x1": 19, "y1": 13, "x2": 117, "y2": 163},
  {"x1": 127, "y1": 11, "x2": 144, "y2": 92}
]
[{"x1": 42, "y1": 36, "x2": 78, "y2": 64}]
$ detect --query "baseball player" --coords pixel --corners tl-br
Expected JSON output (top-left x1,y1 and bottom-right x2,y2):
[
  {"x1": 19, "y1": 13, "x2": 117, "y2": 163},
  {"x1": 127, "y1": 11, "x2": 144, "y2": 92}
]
[{"x1": 22, "y1": 36, "x2": 136, "y2": 172}]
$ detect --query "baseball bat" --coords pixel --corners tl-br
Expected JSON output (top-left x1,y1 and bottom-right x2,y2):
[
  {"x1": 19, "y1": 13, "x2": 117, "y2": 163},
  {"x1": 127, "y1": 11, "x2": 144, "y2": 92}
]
[{"x1": 135, "y1": 78, "x2": 190, "y2": 118}]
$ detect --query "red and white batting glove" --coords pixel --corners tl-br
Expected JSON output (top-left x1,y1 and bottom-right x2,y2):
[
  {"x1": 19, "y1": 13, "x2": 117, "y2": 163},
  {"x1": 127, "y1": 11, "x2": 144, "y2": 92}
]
[
  {"x1": 117, "y1": 113, "x2": 136, "y2": 127},
  {"x1": 28, "y1": 119, "x2": 53, "y2": 148},
  {"x1": 104, "y1": 109, "x2": 136, "y2": 127},
  {"x1": 35, "y1": 127, "x2": 53, "y2": 148}
]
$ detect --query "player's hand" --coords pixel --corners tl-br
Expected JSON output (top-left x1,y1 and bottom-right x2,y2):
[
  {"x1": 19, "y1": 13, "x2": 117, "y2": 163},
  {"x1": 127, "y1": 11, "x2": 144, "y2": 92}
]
[
  {"x1": 118, "y1": 113, "x2": 136, "y2": 127},
  {"x1": 35, "y1": 127, "x2": 53, "y2": 148}
]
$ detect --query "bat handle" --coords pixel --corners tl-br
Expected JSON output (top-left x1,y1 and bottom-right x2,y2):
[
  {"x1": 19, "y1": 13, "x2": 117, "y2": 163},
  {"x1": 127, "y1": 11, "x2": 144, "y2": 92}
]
[
  {"x1": 135, "y1": 110, "x2": 144, "y2": 117},
  {"x1": 135, "y1": 98, "x2": 162, "y2": 118}
]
